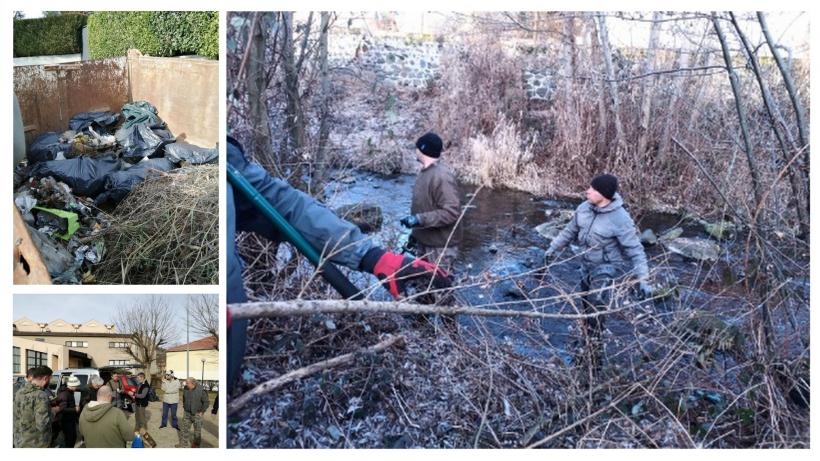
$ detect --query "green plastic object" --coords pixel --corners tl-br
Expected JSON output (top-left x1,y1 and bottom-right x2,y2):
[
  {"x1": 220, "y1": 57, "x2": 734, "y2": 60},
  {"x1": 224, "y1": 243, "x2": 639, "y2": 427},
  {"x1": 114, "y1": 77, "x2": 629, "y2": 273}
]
[{"x1": 33, "y1": 206, "x2": 80, "y2": 240}]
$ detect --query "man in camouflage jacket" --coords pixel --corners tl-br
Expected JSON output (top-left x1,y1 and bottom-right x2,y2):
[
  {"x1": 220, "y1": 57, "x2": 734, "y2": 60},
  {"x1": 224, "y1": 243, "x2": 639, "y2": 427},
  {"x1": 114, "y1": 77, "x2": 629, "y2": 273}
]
[{"x1": 13, "y1": 366, "x2": 54, "y2": 448}]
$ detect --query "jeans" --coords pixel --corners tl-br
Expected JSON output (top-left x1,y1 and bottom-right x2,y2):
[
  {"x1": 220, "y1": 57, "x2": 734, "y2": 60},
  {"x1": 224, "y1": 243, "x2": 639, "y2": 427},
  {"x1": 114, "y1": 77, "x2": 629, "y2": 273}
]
[{"x1": 161, "y1": 402, "x2": 178, "y2": 427}]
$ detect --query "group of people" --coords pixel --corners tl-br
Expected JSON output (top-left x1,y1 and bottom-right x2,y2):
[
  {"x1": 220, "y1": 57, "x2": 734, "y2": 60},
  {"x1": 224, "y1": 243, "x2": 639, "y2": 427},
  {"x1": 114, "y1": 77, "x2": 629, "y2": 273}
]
[
  {"x1": 13, "y1": 366, "x2": 214, "y2": 448},
  {"x1": 227, "y1": 131, "x2": 653, "y2": 390}
]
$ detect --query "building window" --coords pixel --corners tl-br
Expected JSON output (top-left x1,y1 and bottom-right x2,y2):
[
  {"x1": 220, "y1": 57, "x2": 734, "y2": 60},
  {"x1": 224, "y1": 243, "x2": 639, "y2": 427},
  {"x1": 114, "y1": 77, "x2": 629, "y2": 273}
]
[
  {"x1": 13, "y1": 347, "x2": 20, "y2": 374},
  {"x1": 108, "y1": 360, "x2": 128, "y2": 366},
  {"x1": 65, "y1": 341, "x2": 88, "y2": 348},
  {"x1": 109, "y1": 342, "x2": 130, "y2": 349},
  {"x1": 26, "y1": 350, "x2": 47, "y2": 369}
]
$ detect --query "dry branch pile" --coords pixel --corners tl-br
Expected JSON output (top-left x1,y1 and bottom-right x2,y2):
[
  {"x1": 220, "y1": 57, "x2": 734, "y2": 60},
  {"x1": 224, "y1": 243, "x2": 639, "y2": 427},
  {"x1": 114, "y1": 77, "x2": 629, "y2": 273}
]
[{"x1": 96, "y1": 165, "x2": 218, "y2": 284}]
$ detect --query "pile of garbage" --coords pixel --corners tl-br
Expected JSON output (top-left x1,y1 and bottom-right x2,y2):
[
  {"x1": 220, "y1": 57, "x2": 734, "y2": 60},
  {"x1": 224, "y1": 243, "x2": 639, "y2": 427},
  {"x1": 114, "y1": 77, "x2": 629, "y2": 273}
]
[{"x1": 14, "y1": 101, "x2": 218, "y2": 284}]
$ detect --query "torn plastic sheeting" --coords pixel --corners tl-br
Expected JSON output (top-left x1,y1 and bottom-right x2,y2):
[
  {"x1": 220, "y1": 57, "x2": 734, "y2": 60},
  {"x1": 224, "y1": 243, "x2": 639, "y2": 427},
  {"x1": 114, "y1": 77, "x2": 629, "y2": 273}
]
[
  {"x1": 121, "y1": 101, "x2": 165, "y2": 130},
  {"x1": 25, "y1": 224, "x2": 79, "y2": 284},
  {"x1": 33, "y1": 206, "x2": 80, "y2": 240},
  {"x1": 165, "y1": 141, "x2": 218, "y2": 165},
  {"x1": 14, "y1": 192, "x2": 37, "y2": 218},
  {"x1": 95, "y1": 158, "x2": 177, "y2": 205},
  {"x1": 116, "y1": 124, "x2": 174, "y2": 163},
  {"x1": 28, "y1": 132, "x2": 71, "y2": 164},
  {"x1": 29, "y1": 154, "x2": 121, "y2": 197},
  {"x1": 74, "y1": 241, "x2": 105, "y2": 265},
  {"x1": 68, "y1": 111, "x2": 120, "y2": 133}
]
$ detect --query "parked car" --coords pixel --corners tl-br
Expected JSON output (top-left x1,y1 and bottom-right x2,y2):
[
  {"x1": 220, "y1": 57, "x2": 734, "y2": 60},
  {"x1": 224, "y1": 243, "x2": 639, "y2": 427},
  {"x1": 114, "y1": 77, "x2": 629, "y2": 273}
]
[{"x1": 49, "y1": 368, "x2": 101, "y2": 393}]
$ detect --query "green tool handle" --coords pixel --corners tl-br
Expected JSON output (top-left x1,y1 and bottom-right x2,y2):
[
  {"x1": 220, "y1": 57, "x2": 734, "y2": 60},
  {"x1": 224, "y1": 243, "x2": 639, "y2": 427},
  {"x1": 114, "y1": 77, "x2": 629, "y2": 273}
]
[{"x1": 227, "y1": 163, "x2": 364, "y2": 300}]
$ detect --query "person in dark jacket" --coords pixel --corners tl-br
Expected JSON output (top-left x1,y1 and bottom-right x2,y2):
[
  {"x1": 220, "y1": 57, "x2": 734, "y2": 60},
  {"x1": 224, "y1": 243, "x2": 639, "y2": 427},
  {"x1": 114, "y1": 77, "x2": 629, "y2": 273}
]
[
  {"x1": 177, "y1": 378, "x2": 209, "y2": 448},
  {"x1": 79, "y1": 375, "x2": 104, "y2": 414},
  {"x1": 545, "y1": 174, "x2": 652, "y2": 348},
  {"x1": 54, "y1": 375, "x2": 81, "y2": 447},
  {"x1": 226, "y1": 136, "x2": 452, "y2": 393},
  {"x1": 401, "y1": 132, "x2": 463, "y2": 272},
  {"x1": 133, "y1": 373, "x2": 150, "y2": 433}
]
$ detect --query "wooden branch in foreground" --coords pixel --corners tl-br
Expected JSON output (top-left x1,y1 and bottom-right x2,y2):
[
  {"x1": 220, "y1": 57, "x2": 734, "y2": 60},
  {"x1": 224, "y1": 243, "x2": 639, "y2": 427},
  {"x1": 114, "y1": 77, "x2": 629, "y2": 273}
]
[
  {"x1": 229, "y1": 334, "x2": 405, "y2": 415},
  {"x1": 229, "y1": 299, "x2": 629, "y2": 321}
]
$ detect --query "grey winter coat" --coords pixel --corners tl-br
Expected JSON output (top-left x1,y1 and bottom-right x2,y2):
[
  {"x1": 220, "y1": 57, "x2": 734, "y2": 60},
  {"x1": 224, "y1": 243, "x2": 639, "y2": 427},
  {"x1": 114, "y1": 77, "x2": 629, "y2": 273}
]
[{"x1": 548, "y1": 193, "x2": 648, "y2": 279}]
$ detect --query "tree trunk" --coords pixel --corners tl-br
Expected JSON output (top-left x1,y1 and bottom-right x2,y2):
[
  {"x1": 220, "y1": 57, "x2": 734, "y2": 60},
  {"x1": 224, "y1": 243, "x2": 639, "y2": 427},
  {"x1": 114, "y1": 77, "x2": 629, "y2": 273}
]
[
  {"x1": 281, "y1": 12, "x2": 307, "y2": 180},
  {"x1": 758, "y1": 12, "x2": 810, "y2": 217},
  {"x1": 636, "y1": 12, "x2": 661, "y2": 157},
  {"x1": 730, "y1": 13, "x2": 809, "y2": 239},
  {"x1": 712, "y1": 14, "x2": 765, "y2": 228},
  {"x1": 247, "y1": 13, "x2": 276, "y2": 171},
  {"x1": 657, "y1": 50, "x2": 688, "y2": 159},
  {"x1": 595, "y1": 13, "x2": 626, "y2": 154},
  {"x1": 314, "y1": 12, "x2": 332, "y2": 190}
]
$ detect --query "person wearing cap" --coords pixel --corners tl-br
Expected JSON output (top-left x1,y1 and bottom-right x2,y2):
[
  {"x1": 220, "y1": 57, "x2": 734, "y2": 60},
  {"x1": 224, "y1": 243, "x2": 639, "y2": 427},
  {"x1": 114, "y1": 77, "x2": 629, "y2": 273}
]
[
  {"x1": 226, "y1": 136, "x2": 452, "y2": 394},
  {"x1": 54, "y1": 375, "x2": 82, "y2": 447},
  {"x1": 79, "y1": 375, "x2": 104, "y2": 414},
  {"x1": 160, "y1": 372, "x2": 181, "y2": 429},
  {"x1": 400, "y1": 132, "x2": 463, "y2": 273},
  {"x1": 544, "y1": 174, "x2": 652, "y2": 345}
]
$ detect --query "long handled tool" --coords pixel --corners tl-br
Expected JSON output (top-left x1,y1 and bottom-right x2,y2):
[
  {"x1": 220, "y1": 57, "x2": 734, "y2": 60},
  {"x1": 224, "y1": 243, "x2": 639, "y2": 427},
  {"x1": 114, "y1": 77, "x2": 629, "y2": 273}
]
[{"x1": 227, "y1": 163, "x2": 364, "y2": 300}]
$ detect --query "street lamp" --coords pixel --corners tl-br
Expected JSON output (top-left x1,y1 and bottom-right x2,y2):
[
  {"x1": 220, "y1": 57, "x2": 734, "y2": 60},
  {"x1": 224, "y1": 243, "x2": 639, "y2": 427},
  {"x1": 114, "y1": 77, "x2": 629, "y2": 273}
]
[{"x1": 201, "y1": 358, "x2": 206, "y2": 383}]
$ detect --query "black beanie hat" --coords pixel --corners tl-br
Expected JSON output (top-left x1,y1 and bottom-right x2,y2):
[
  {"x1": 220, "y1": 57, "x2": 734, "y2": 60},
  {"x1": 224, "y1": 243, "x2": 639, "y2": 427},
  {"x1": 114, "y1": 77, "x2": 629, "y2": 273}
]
[
  {"x1": 591, "y1": 174, "x2": 618, "y2": 200},
  {"x1": 416, "y1": 132, "x2": 443, "y2": 158}
]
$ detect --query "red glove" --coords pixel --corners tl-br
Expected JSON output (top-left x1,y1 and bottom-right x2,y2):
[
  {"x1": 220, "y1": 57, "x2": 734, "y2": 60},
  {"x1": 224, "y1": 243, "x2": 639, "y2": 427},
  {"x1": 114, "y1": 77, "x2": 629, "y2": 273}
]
[
  {"x1": 368, "y1": 250, "x2": 452, "y2": 298},
  {"x1": 227, "y1": 306, "x2": 232, "y2": 329}
]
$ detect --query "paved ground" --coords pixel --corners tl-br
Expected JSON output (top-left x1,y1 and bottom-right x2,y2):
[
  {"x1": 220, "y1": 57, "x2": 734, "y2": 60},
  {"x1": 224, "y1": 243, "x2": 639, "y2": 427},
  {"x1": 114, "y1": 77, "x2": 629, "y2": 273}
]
[{"x1": 122, "y1": 400, "x2": 219, "y2": 448}]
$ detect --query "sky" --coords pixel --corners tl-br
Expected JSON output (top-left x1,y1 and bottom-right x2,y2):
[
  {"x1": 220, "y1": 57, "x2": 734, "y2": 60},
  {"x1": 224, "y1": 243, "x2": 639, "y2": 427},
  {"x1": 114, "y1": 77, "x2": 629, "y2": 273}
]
[{"x1": 13, "y1": 293, "x2": 216, "y2": 347}]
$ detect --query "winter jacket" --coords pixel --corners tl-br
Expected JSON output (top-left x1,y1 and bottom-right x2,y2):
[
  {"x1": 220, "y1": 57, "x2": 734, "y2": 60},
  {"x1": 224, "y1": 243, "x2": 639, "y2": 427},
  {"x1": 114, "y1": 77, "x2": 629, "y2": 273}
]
[
  {"x1": 182, "y1": 384, "x2": 210, "y2": 414},
  {"x1": 548, "y1": 193, "x2": 648, "y2": 279},
  {"x1": 135, "y1": 382, "x2": 150, "y2": 407},
  {"x1": 410, "y1": 161, "x2": 463, "y2": 248},
  {"x1": 226, "y1": 136, "x2": 374, "y2": 391},
  {"x1": 79, "y1": 386, "x2": 100, "y2": 413},
  {"x1": 78, "y1": 401, "x2": 132, "y2": 448},
  {"x1": 13, "y1": 382, "x2": 52, "y2": 448},
  {"x1": 162, "y1": 379, "x2": 181, "y2": 404},
  {"x1": 54, "y1": 386, "x2": 79, "y2": 424}
]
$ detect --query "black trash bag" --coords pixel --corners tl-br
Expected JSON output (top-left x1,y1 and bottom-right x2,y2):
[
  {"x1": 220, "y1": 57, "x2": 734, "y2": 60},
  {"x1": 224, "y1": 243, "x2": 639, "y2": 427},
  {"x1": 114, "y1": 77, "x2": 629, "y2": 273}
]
[
  {"x1": 121, "y1": 101, "x2": 165, "y2": 130},
  {"x1": 95, "y1": 158, "x2": 176, "y2": 205},
  {"x1": 29, "y1": 154, "x2": 121, "y2": 197},
  {"x1": 116, "y1": 124, "x2": 174, "y2": 163},
  {"x1": 165, "y1": 141, "x2": 218, "y2": 165},
  {"x1": 28, "y1": 132, "x2": 72, "y2": 164},
  {"x1": 68, "y1": 111, "x2": 120, "y2": 133}
]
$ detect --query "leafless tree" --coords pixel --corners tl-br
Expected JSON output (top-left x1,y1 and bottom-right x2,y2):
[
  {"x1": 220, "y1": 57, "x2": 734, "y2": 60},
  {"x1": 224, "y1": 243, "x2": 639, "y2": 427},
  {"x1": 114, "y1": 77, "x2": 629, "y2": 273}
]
[
  {"x1": 187, "y1": 294, "x2": 219, "y2": 349},
  {"x1": 113, "y1": 295, "x2": 176, "y2": 381}
]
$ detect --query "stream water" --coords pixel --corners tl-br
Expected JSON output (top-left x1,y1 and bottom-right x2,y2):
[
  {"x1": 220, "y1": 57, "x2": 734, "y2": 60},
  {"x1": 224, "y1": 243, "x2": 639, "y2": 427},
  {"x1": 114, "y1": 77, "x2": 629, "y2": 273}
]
[{"x1": 324, "y1": 170, "x2": 807, "y2": 362}]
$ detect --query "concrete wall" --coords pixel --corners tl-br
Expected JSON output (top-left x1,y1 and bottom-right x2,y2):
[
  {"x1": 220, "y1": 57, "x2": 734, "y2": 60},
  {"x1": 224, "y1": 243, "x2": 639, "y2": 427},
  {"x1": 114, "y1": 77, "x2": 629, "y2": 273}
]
[
  {"x1": 165, "y1": 349, "x2": 218, "y2": 382},
  {"x1": 13, "y1": 52, "x2": 219, "y2": 147},
  {"x1": 13, "y1": 337, "x2": 69, "y2": 376},
  {"x1": 13, "y1": 57, "x2": 129, "y2": 142},
  {"x1": 128, "y1": 51, "x2": 219, "y2": 147}
]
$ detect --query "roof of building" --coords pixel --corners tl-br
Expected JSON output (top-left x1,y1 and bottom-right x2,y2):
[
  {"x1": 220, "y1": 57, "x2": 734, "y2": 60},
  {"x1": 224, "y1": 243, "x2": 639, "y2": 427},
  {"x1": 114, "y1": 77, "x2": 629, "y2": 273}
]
[{"x1": 166, "y1": 336, "x2": 217, "y2": 352}]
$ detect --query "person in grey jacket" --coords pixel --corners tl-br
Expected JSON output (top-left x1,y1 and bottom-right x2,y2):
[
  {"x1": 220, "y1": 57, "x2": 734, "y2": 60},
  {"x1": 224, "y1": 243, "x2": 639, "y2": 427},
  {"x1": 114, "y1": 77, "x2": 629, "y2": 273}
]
[
  {"x1": 177, "y1": 378, "x2": 209, "y2": 448},
  {"x1": 545, "y1": 174, "x2": 652, "y2": 340}
]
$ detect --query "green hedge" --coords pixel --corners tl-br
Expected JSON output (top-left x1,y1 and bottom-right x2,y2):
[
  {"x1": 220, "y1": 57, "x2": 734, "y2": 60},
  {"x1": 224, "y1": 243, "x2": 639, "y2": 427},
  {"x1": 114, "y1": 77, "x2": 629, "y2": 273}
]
[
  {"x1": 88, "y1": 11, "x2": 219, "y2": 60},
  {"x1": 13, "y1": 14, "x2": 87, "y2": 57}
]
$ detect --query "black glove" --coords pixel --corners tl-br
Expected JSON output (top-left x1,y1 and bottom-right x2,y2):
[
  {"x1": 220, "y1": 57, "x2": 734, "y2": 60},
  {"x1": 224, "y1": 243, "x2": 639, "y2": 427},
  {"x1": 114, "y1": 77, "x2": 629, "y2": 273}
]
[
  {"x1": 361, "y1": 248, "x2": 451, "y2": 298},
  {"x1": 400, "y1": 215, "x2": 421, "y2": 228}
]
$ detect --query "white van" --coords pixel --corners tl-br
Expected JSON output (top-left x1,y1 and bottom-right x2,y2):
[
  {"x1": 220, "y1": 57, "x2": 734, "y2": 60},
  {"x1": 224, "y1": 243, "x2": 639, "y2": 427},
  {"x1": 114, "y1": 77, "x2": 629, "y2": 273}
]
[{"x1": 49, "y1": 368, "x2": 101, "y2": 393}]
